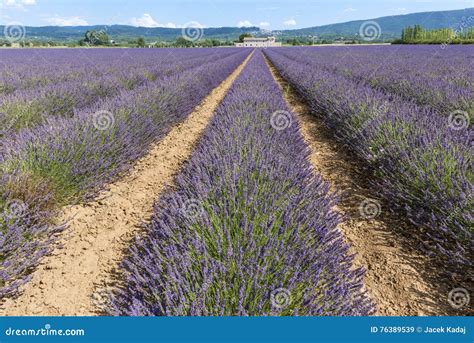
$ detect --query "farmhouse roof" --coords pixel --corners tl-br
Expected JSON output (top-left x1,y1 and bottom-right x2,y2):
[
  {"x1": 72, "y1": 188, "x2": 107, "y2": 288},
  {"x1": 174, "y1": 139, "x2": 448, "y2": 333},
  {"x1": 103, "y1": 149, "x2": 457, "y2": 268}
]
[{"x1": 243, "y1": 36, "x2": 275, "y2": 41}]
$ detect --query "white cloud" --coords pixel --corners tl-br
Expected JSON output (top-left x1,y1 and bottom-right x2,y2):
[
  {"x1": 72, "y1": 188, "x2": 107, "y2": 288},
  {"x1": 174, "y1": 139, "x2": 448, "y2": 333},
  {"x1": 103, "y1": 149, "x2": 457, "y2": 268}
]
[
  {"x1": 237, "y1": 20, "x2": 253, "y2": 27},
  {"x1": 130, "y1": 13, "x2": 158, "y2": 27},
  {"x1": 46, "y1": 16, "x2": 89, "y2": 26},
  {"x1": 283, "y1": 19, "x2": 297, "y2": 27},
  {"x1": 388, "y1": 7, "x2": 408, "y2": 14},
  {"x1": 238, "y1": 20, "x2": 270, "y2": 28},
  {"x1": 343, "y1": 7, "x2": 356, "y2": 13},
  {"x1": 129, "y1": 13, "x2": 178, "y2": 28},
  {"x1": 164, "y1": 22, "x2": 178, "y2": 28},
  {"x1": 2, "y1": 0, "x2": 36, "y2": 10}
]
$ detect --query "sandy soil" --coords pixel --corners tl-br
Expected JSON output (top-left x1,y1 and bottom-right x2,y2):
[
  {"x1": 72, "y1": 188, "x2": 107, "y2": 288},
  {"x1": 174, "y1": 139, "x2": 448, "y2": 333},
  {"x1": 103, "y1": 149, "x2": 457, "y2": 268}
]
[
  {"x1": 0, "y1": 52, "x2": 253, "y2": 316},
  {"x1": 264, "y1": 55, "x2": 454, "y2": 316}
]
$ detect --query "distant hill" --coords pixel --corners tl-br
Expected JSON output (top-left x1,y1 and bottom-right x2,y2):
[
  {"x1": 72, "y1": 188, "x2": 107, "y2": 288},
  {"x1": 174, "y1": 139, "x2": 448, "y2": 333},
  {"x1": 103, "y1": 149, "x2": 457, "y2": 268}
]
[
  {"x1": 0, "y1": 25, "x2": 260, "y2": 43},
  {"x1": 281, "y1": 7, "x2": 474, "y2": 40},
  {"x1": 0, "y1": 8, "x2": 472, "y2": 43}
]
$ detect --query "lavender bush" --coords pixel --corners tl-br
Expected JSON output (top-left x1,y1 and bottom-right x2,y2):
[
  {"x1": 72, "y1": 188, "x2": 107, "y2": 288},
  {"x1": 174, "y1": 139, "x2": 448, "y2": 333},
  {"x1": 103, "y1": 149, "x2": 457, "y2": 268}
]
[
  {"x1": 264, "y1": 47, "x2": 473, "y2": 276},
  {"x1": 0, "y1": 48, "x2": 235, "y2": 95},
  {"x1": 271, "y1": 45, "x2": 473, "y2": 118},
  {"x1": 107, "y1": 51, "x2": 374, "y2": 316},
  {"x1": 0, "y1": 48, "x2": 240, "y2": 134},
  {"x1": 0, "y1": 48, "x2": 251, "y2": 297}
]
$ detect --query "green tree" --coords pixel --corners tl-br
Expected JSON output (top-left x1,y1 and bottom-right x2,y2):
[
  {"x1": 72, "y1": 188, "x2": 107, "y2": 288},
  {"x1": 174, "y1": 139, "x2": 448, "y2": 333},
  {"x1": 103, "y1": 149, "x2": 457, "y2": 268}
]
[
  {"x1": 238, "y1": 33, "x2": 252, "y2": 42},
  {"x1": 413, "y1": 24, "x2": 423, "y2": 40},
  {"x1": 153, "y1": 41, "x2": 168, "y2": 48},
  {"x1": 0, "y1": 39, "x2": 12, "y2": 47},
  {"x1": 286, "y1": 38, "x2": 301, "y2": 46},
  {"x1": 137, "y1": 37, "x2": 146, "y2": 48},
  {"x1": 397, "y1": 24, "x2": 471, "y2": 44},
  {"x1": 174, "y1": 36, "x2": 194, "y2": 47},
  {"x1": 198, "y1": 39, "x2": 223, "y2": 47},
  {"x1": 82, "y1": 30, "x2": 110, "y2": 46}
]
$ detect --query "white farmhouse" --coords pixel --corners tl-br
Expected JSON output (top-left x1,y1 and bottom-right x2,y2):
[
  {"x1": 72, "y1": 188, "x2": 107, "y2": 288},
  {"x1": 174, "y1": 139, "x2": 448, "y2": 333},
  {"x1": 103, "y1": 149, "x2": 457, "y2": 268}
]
[{"x1": 235, "y1": 36, "x2": 282, "y2": 47}]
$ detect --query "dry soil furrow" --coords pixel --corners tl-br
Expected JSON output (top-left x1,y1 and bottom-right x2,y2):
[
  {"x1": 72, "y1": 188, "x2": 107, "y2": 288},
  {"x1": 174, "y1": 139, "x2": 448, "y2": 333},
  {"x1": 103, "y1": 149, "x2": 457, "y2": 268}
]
[
  {"x1": 0, "y1": 51, "x2": 253, "y2": 316},
  {"x1": 264, "y1": 54, "x2": 451, "y2": 316}
]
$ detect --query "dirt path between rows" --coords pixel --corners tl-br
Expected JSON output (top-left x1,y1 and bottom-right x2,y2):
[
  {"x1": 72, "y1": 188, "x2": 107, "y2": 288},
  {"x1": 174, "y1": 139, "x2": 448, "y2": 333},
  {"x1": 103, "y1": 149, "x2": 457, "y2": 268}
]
[
  {"x1": 0, "y1": 51, "x2": 253, "y2": 316},
  {"x1": 264, "y1": 55, "x2": 453, "y2": 316}
]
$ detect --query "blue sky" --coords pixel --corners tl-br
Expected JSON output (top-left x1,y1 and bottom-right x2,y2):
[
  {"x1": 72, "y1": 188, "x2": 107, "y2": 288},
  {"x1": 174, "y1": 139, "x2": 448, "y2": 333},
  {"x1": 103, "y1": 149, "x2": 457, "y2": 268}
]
[{"x1": 1, "y1": 0, "x2": 473, "y2": 29}]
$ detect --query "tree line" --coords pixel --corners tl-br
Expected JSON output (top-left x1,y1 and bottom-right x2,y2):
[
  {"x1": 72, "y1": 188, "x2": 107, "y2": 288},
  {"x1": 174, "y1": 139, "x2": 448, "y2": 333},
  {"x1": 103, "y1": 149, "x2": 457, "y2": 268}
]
[
  {"x1": 395, "y1": 24, "x2": 474, "y2": 44},
  {"x1": 76, "y1": 30, "x2": 235, "y2": 47}
]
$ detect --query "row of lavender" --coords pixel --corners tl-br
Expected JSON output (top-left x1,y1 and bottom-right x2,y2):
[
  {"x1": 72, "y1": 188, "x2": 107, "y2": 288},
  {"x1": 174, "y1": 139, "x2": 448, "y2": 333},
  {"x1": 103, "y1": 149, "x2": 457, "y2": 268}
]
[
  {"x1": 1, "y1": 48, "x2": 239, "y2": 135},
  {"x1": 0, "y1": 48, "x2": 251, "y2": 297},
  {"x1": 272, "y1": 45, "x2": 473, "y2": 118},
  {"x1": 0, "y1": 48, "x2": 227, "y2": 94},
  {"x1": 264, "y1": 47, "x2": 472, "y2": 276},
  {"x1": 107, "y1": 51, "x2": 374, "y2": 316}
]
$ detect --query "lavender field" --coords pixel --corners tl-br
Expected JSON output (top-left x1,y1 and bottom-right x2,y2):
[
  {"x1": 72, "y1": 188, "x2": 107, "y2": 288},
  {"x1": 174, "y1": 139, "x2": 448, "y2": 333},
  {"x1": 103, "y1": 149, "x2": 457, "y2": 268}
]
[
  {"x1": 0, "y1": 48, "x2": 251, "y2": 297},
  {"x1": 264, "y1": 45, "x2": 473, "y2": 274},
  {"x1": 107, "y1": 51, "x2": 374, "y2": 316},
  {"x1": 0, "y1": 45, "x2": 472, "y2": 316}
]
